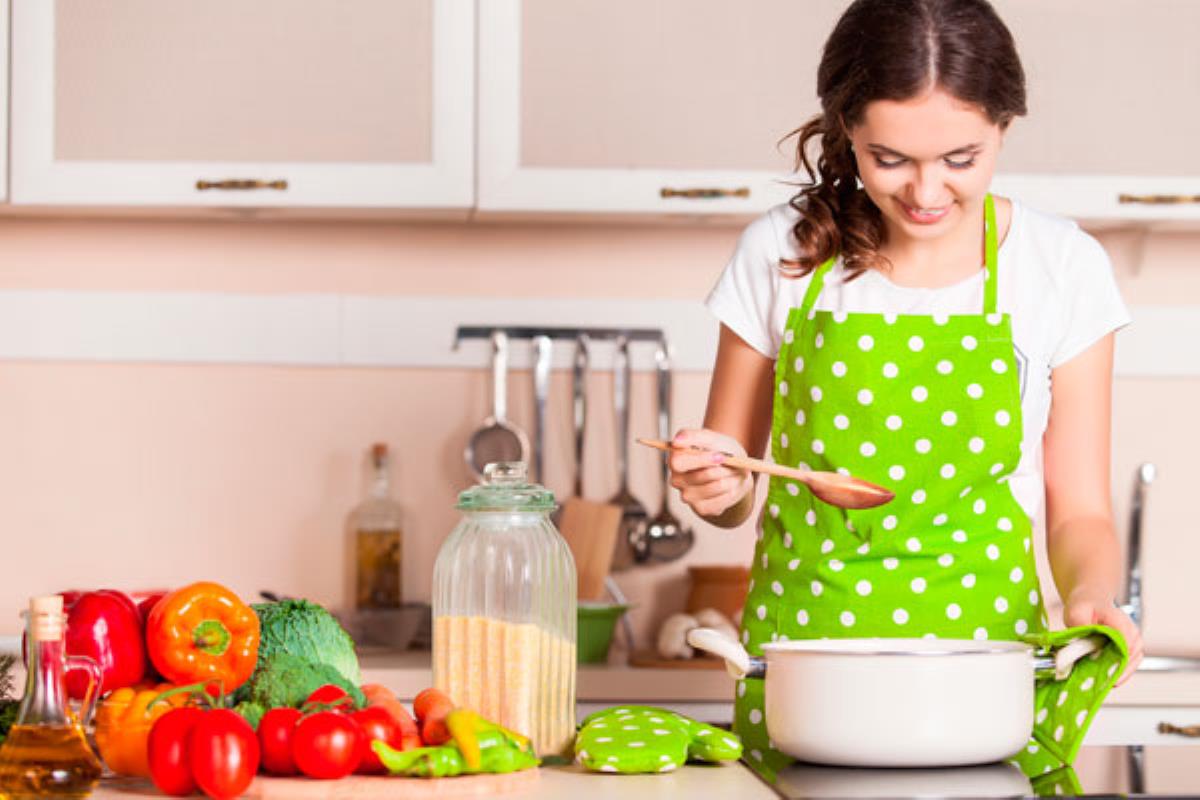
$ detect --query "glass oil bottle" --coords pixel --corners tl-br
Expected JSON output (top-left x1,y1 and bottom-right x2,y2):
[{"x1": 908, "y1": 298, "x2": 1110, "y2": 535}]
[
  {"x1": 0, "y1": 595, "x2": 103, "y2": 798},
  {"x1": 353, "y1": 443, "x2": 405, "y2": 609}
]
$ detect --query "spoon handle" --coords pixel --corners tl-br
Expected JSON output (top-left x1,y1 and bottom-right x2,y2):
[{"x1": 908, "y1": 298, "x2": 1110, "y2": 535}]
[{"x1": 636, "y1": 438, "x2": 814, "y2": 485}]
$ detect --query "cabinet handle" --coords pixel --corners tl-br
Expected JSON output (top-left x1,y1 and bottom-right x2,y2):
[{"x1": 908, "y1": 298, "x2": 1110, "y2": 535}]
[
  {"x1": 1118, "y1": 193, "x2": 1200, "y2": 205},
  {"x1": 660, "y1": 187, "x2": 750, "y2": 199},
  {"x1": 195, "y1": 179, "x2": 289, "y2": 191}
]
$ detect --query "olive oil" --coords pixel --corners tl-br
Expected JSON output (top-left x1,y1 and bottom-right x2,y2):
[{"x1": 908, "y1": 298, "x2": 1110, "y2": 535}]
[
  {"x1": 0, "y1": 724, "x2": 102, "y2": 798},
  {"x1": 0, "y1": 596, "x2": 103, "y2": 799},
  {"x1": 352, "y1": 443, "x2": 405, "y2": 609}
]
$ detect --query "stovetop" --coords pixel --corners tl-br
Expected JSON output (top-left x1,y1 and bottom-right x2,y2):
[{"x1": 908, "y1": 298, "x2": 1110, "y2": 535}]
[{"x1": 749, "y1": 745, "x2": 1199, "y2": 798}]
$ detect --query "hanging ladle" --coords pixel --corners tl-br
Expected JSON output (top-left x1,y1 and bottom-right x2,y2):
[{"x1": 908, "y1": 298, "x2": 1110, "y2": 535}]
[
  {"x1": 637, "y1": 438, "x2": 895, "y2": 510},
  {"x1": 464, "y1": 330, "x2": 530, "y2": 479},
  {"x1": 629, "y1": 342, "x2": 694, "y2": 562}
]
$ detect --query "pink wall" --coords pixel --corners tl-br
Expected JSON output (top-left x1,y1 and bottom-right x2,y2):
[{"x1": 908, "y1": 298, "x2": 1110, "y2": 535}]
[{"x1": 0, "y1": 215, "x2": 1196, "y2": 654}]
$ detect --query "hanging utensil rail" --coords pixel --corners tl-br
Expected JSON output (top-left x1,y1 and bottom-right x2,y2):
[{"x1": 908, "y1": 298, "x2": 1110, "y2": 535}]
[{"x1": 454, "y1": 325, "x2": 666, "y2": 347}]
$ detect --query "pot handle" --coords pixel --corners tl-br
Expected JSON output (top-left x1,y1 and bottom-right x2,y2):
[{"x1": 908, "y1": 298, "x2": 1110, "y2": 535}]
[
  {"x1": 1033, "y1": 634, "x2": 1107, "y2": 681},
  {"x1": 687, "y1": 627, "x2": 765, "y2": 680}
]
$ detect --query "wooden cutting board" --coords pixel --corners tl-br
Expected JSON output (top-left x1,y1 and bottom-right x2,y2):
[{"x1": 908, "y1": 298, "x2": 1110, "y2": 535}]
[
  {"x1": 628, "y1": 650, "x2": 727, "y2": 670},
  {"x1": 248, "y1": 769, "x2": 539, "y2": 798},
  {"x1": 557, "y1": 496, "x2": 623, "y2": 601}
]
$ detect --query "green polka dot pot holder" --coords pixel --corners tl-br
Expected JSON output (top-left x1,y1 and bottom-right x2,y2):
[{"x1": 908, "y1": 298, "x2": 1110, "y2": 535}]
[
  {"x1": 574, "y1": 705, "x2": 743, "y2": 774},
  {"x1": 1012, "y1": 624, "x2": 1129, "y2": 777}
]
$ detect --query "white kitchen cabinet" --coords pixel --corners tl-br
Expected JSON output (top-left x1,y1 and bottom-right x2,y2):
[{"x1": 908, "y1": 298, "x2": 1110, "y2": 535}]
[
  {"x1": 0, "y1": 0, "x2": 9, "y2": 203},
  {"x1": 479, "y1": 0, "x2": 1200, "y2": 224},
  {"x1": 992, "y1": 0, "x2": 1200, "y2": 225},
  {"x1": 477, "y1": 0, "x2": 843, "y2": 217},
  {"x1": 9, "y1": 0, "x2": 474, "y2": 210}
]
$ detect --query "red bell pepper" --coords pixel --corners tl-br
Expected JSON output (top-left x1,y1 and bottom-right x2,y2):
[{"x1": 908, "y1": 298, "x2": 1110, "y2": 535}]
[{"x1": 62, "y1": 589, "x2": 147, "y2": 699}]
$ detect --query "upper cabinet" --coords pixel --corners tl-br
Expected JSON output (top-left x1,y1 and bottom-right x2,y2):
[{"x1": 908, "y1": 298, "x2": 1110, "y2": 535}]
[
  {"x1": 992, "y1": 0, "x2": 1200, "y2": 224},
  {"x1": 9, "y1": 0, "x2": 474, "y2": 210},
  {"x1": 0, "y1": 1, "x2": 9, "y2": 203},
  {"x1": 6, "y1": 1, "x2": 1199, "y2": 223},
  {"x1": 478, "y1": 0, "x2": 1200, "y2": 224},
  {"x1": 477, "y1": 0, "x2": 842, "y2": 217}
]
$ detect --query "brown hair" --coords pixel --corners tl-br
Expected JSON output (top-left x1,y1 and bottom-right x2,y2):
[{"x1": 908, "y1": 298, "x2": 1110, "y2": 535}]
[{"x1": 782, "y1": 0, "x2": 1026, "y2": 280}]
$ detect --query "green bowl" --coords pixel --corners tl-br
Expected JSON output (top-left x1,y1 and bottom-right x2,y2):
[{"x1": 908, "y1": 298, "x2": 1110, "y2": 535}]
[{"x1": 577, "y1": 603, "x2": 629, "y2": 663}]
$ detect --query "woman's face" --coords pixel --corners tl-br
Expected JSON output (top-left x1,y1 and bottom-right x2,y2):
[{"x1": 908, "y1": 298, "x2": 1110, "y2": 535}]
[{"x1": 847, "y1": 87, "x2": 1006, "y2": 243}]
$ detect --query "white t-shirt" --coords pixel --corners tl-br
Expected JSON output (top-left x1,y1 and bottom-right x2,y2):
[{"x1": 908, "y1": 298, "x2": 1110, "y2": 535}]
[{"x1": 706, "y1": 198, "x2": 1130, "y2": 523}]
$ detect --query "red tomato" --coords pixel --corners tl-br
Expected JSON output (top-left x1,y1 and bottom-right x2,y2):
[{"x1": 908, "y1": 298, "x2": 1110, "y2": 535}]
[
  {"x1": 148, "y1": 706, "x2": 206, "y2": 797},
  {"x1": 292, "y1": 711, "x2": 364, "y2": 780},
  {"x1": 351, "y1": 706, "x2": 406, "y2": 774},
  {"x1": 258, "y1": 707, "x2": 302, "y2": 776},
  {"x1": 189, "y1": 709, "x2": 260, "y2": 800},
  {"x1": 305, "y1": 684, "x2": 354, "y2": 712}
]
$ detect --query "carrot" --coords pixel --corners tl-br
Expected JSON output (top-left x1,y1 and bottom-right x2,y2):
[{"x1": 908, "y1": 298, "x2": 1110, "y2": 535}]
[
  {"x1": 361, "y1": 683, "x2": 422, "y2": 751},
  {"x1": 412, "y1": 687, "x2": 456, "y2": 746}
]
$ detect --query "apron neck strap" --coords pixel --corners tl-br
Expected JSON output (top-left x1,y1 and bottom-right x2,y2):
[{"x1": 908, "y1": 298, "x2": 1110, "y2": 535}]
[
  {"x1": 798, "y1": 257, "x2": 837, "y2": 317},
  {"x1": 982, "y1": 193, "x2": 999, "y2": 315},
  {"x1": 797, "y1": 194, "x2": 1000, "y2": 317}
]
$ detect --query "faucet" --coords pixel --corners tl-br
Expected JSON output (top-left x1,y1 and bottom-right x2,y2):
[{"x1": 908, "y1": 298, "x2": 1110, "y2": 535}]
[{"x1": 1119, "y1": 463, "x2": 1156, "y2": 627}]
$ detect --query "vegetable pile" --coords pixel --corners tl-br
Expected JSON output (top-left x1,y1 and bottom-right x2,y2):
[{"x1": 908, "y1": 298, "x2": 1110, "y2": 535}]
[{"x1": 29, "y1": 581, "x2": 538, "y2": 799}]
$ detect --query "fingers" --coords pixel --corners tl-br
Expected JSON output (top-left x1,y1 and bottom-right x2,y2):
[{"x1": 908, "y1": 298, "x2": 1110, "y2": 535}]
[
  {"x1": 666, "y1": 428, "x2": 752, "y2": 518},
  {"x1": 1090, "y1": 605, "x2": 1143, "y2": 687},
  {"x1": 1063, "y1": 601, "x2": 1096, "y2": 629},
  {"x1": 671, "y1": 427, "x2": 747, "y2": 458}
]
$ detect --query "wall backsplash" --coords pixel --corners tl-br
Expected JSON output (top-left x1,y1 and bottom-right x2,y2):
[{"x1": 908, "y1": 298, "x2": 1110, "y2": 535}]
[{"x1": 0, "y1": 214, "x2": 1196, "y2": 655}]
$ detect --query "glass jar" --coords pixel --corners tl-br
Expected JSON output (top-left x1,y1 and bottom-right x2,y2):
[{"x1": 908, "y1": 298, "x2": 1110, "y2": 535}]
[{"x1": 432, "y1": 462, "x2": 576, "y2": 756}]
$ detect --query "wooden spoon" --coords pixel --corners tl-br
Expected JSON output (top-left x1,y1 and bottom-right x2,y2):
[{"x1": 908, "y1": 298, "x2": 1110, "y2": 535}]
[{"x1": 637, "y1": 438, "x2": 895, "y2": 510}]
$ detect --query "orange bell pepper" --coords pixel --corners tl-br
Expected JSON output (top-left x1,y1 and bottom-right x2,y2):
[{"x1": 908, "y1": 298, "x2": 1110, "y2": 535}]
[
  {"x1": 145, "y1": 582, "x2": 260, "y2": 693},
  {"x1": 94, "y1": 682, "x2": 189, "y2": 777}
]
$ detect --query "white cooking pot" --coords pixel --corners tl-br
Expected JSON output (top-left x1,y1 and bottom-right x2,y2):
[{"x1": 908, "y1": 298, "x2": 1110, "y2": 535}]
[{"x1": 688, "y1": 627, "x2": 1102, "y2": 768}]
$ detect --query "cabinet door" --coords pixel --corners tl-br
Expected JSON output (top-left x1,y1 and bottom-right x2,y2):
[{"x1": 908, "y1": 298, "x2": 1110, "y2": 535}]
[
  {"x1": 478, "y1": 0, "x2": 844, "y2": 216},
  {"x1": 0, "y1": 0, "x2": 9, "y2": 202},
  {"x1": 481, "y1": 0, "x2": 1200, "y2": 224},
  {"x1": 992, "y1": 0, "x2": 1200, "y2": 224},
  {"x1": 10, "y1": 0, "x2": 474, "y2": 209}
]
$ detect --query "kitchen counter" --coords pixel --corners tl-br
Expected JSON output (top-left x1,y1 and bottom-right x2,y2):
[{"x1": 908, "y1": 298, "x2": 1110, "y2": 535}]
[
  {"x1": 88, "y1": 763, "x2": 776, "y2": 800},
  {"x1": 360, "y1": 649, "x2": 1200, "y2": 708},
  {"x1": 85, "y1": 745, "x2": 1200, "y2": 799}
]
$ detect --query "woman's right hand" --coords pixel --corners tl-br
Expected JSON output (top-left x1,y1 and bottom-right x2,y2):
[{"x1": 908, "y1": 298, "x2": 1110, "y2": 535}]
[{"x1": 667, "y1": 428, "x2": 755, "y2": 523}]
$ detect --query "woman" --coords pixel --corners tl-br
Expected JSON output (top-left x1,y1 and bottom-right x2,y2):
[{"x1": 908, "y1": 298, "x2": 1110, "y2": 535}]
[{"x1": 668, "y1": 0, "x2": 1144, "y2": 767}]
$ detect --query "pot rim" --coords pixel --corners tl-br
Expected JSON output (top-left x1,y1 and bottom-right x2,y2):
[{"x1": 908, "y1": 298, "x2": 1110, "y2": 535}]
[{"x1": 760, "y1": 637, "x2": 1033, "y2": 657}]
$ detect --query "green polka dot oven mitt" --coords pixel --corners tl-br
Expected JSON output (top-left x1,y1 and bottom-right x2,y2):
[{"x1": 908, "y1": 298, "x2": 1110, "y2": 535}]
[
  {"x1": 1012, "y1": 624, "x2": 1129, "y2": 778},
  {"x1": 574, "y1": 705, "x2": 743, "y2": 774}
]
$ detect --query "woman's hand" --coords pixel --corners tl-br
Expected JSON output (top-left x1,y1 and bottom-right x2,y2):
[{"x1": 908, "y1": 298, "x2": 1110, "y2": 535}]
[
  {"x1": 668, "y1": 428, "x2": 755, "y2": 526},
  {"x1": 1063, "y1": 589, "x2": 1143, "y2": 686}
]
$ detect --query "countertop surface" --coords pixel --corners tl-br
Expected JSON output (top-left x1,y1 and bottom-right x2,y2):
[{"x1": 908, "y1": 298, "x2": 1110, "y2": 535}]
[
  {"x1": 84, "y1": 744, "x2": 1200, "y2": 799},
  {"x1": 89, "y1": 763, "x2": 776, "y2": 800},
  {"x1": 360, "y1": 648, "x2": 1200, "y2": 707}
]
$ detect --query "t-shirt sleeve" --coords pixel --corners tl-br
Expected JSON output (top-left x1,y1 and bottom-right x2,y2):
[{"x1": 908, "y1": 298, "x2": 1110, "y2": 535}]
[
  {"x1": 1049, "y1": 229, "x2": 1131, "y2": 368},
  {"x1": 705, "y1": 212, "x2": 783, "y2": 358}
]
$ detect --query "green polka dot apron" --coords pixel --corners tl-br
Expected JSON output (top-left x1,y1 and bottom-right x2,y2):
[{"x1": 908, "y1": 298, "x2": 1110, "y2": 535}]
[{"x1": 736, "y1": 194, "x2": 1048, "y2": 773}]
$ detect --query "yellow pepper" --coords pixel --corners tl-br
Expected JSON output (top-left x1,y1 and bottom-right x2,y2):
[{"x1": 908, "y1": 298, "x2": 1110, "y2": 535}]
[
  {"x1": 444, "y1": 708, "x2": 534, "y2": 771},
  {"x1": 94, "y1": 682, "x2": 188, "y2": 777}
]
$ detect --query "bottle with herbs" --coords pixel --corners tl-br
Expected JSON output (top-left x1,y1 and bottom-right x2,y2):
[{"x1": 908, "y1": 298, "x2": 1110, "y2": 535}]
[{"x1": 352, "y1": 443, "x2": 405, "y2": 609}]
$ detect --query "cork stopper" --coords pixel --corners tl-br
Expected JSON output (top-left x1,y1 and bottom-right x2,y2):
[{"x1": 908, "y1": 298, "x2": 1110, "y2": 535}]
[
  {"x1": 371, "y1": 443, "x2": 388, "y2": 469},
  {"x1": 29, "y1": 594, "x2": 65, "y2": 640}
]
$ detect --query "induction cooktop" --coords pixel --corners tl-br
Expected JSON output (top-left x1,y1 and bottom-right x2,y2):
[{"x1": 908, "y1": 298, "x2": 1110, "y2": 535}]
[{"x1": 749, "y1": 745, "x2": 1200, "y2": 798}]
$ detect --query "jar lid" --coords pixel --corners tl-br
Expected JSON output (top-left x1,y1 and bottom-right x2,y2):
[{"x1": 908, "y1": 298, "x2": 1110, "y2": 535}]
[{"x1": 456, "y1": 462, "x2": 555, "y2": 512}]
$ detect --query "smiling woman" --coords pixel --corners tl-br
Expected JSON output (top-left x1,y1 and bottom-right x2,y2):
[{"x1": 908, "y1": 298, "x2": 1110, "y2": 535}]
[{"x1": 663, "y1": 0, "x2": 1143, "y2": 775}]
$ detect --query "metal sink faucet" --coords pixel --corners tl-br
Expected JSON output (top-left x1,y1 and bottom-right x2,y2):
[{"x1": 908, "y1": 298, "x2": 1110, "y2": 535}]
[{"x1": 1119, "y1": 462, "x2": 1156, "y2": 628}]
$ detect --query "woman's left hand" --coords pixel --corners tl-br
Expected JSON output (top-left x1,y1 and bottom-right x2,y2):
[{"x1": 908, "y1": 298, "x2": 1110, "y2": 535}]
[{"x1": 1063, "y1": 591, "x2": 1143, "y2": 686}]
